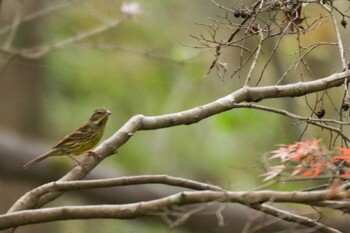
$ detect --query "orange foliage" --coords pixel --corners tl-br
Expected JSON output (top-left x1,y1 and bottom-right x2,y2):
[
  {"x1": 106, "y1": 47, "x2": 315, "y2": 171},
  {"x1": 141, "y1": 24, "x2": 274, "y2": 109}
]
[{"x1": 261, "y1": 139, "x2": 350, "y2": 182}]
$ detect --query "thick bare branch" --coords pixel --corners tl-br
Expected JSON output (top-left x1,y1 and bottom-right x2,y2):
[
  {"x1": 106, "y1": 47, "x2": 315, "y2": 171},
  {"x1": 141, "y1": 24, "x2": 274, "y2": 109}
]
[{"x1": 1, "y1": 189, "x2": 347, "y2": 231}]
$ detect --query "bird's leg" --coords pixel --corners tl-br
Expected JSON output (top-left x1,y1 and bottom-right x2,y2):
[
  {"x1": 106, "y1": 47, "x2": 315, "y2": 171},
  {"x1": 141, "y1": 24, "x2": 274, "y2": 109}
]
[
  {"x1": 67, "y1": 155, "x2": 89, "y2": 171},
  {"x1": 67, "y1": 154, "x2": 82, "y2": 165}
]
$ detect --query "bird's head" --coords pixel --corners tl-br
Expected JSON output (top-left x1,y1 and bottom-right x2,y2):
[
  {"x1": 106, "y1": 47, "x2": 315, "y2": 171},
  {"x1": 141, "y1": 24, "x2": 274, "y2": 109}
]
[{"x1": 89, "y1": 108, "x2": 111, "y2": 126}]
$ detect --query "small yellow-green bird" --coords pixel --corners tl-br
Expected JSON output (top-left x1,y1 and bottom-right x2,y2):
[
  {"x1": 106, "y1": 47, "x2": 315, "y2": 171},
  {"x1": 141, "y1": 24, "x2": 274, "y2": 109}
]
[{"x1": 23, "y1": 108, "x2": 111, "y2": 169}]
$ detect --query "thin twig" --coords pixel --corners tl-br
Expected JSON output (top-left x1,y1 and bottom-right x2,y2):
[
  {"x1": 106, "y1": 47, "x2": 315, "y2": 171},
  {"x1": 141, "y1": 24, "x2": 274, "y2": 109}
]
[
  {"x1": 244, "y1": 26, "x2": 264, "y2": 86},
  {"x1": 0, "y1": 1, "x2": 71, "y2": 36},
  {"x1": 250, "y1": 203, "x2": 341, "y2": 233},
  {"x1": 0, "y1": 18, "x2": 121, "y2": 59}
]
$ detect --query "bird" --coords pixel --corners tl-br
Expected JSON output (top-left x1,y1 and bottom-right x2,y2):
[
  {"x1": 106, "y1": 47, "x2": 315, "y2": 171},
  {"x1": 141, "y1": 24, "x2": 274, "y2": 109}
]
[{"x1": 23, "y1": 108, "x2": 111, "y2": 169}]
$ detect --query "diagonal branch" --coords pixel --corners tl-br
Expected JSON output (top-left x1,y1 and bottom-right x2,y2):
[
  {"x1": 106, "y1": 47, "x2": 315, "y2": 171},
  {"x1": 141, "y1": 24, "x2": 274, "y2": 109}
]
[
  {"x1": 250, "y1": 203, "x2": 341, "y2": 233},
  {"x1": 0, "y1": 18, "x2": 121, "y2": 59}
]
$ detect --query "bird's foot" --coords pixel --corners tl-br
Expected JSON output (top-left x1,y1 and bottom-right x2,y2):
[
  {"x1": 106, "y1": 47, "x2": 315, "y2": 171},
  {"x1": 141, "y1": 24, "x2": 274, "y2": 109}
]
[{"x1": 85, "y1": 151, "x2": 102, "y2": 159}]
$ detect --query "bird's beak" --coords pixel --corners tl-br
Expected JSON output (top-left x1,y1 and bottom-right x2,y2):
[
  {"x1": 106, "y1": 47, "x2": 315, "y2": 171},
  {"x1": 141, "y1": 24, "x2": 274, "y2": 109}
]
[{"x1": 106, "y1": 110, "x2": 112, "y2": 115}]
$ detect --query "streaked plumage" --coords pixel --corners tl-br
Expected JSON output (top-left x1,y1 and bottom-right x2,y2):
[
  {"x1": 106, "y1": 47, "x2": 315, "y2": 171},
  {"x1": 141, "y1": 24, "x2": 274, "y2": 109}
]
[{"x1": 23, "y1": 108, "x2": 111, "y2": 169}]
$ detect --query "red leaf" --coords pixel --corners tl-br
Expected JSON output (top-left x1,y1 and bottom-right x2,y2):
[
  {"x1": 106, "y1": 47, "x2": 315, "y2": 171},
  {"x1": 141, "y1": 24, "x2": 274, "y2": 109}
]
[
  {"x1": 269, "y1": 139, "x2": 322, "y2": 163},
  {"x1": 270, "y1": 147, "x2": 293, "y2": 162},
  {"x1": 338, "y1": 147, "x2": 350, "y2": 156},
  {"x1": 313, "y1": 166, "x2": 323, "y2": 177},
  {"x1": 333, "y1": 155, "x2": 350, "y2": 163},
  {"x1": 340, "y1": 173, "x2": 350, "y2": 178},
  {"x1": 300, "y1": 170, "x2": 314, "y2": 177},
  {"x1": 331, "y1": 148, "x2": 350, "y2": 164}
]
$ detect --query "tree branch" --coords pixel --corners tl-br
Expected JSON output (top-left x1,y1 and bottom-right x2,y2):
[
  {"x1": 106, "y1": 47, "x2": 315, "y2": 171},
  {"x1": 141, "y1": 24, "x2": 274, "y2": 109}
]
[
  {"x1": 8, "y1": 175, "x2": 223, "y2": 211},
  {"x1": 250, "y1": 203, "x2": 341, "y2": 233},
  {"x1": 2, "y1": 189, "x2": 347, "y2": 231}
]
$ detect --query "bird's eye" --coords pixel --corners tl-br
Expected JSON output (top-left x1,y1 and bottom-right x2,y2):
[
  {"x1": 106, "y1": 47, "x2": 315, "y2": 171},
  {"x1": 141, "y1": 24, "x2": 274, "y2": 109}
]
[{"x1": 91, "y1": 111, "x2": 104, "y2": 121}]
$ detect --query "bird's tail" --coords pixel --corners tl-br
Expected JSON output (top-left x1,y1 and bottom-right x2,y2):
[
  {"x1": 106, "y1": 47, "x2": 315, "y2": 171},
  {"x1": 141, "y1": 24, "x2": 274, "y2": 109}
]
[{"x1": 23, "y1": 150, "x2": 57, "y2": 169}]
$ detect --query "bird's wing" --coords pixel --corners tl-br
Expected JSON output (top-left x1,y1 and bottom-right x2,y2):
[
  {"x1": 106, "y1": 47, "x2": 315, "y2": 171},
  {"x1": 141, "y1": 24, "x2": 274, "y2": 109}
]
[{"x1": 52, "y1": 125, "x2": 89, "y2": 150}]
